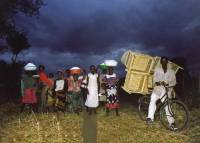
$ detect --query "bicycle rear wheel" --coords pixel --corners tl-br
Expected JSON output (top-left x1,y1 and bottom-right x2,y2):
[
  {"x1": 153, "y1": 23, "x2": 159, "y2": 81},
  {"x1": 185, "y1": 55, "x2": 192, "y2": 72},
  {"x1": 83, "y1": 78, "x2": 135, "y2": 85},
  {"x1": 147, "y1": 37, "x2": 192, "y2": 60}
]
[
  {"x1": 160, "y1": 99, "x2": 189, "y2": 131},
  {"x1": 138, "y1": 96, "x2": 150, "y2": 121}
]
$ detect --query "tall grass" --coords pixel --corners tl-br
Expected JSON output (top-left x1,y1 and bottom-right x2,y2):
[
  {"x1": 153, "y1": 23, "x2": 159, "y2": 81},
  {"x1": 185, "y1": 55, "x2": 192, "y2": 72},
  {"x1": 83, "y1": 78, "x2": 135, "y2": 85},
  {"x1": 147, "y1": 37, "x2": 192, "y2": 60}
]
[{"x1": 0, "y1": 103, "x2": 199, "y2": 143}]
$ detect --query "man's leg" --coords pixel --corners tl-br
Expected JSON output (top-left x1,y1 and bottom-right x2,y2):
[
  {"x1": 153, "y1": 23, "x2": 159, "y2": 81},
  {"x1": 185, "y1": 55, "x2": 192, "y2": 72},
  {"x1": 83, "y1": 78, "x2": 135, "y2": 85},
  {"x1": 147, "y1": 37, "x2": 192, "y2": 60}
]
[
  {"x1": 160, "y1": 89, "x2": 175, "y2": 126},
  {"x1": 147, "y1": 93, "x2": 159, "y2": 121},
  {"x1": 164, "y1": 105, "x2": 175, "y2": 125}
]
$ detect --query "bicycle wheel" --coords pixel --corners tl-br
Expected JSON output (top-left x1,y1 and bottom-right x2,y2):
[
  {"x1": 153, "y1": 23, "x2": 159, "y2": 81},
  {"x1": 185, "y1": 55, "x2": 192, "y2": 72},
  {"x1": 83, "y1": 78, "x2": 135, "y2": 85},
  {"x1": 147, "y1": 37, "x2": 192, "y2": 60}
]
[
  {"x1": 138, "y1": 96, "x2": 150, "y2": 121},
  {"x1": 160, "y1": 99, "x2": 189, "y2": 131}
]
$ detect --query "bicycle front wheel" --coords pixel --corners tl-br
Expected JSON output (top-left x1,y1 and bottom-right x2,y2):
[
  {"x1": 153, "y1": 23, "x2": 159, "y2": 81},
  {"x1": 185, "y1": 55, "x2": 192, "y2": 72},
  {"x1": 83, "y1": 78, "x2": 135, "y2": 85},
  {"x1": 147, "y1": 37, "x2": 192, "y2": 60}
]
[{"x1": 160, "y1": 100, "x2": 189, "y2": 131}]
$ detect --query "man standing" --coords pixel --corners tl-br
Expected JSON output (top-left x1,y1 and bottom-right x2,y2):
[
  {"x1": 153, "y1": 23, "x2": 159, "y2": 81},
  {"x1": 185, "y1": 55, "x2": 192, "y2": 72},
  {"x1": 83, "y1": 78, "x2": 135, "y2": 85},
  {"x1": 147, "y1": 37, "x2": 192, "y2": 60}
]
[
  {"x1": 146, "y1": 57, "x2": 176, "y2": 129},
  {"x1": 85, "y1": 65, "x2": 100, "y2": 115}
]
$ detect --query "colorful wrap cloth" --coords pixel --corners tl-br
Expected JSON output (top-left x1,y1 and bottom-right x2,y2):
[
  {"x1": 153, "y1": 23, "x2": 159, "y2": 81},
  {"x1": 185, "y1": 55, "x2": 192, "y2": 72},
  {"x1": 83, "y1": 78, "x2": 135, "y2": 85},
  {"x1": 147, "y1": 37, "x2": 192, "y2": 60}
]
[{"x1": 22, "y1": 88, "x2": 37, "y2": 104}]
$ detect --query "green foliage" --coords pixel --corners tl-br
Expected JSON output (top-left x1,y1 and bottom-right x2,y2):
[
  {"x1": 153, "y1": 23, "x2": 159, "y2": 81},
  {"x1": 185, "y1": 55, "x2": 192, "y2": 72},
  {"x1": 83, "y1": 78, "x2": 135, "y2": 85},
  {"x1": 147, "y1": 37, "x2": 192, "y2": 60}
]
[
  {"x1": 0, "y1": 0, "x2": 44, "y2": 54},
  {"x1": 0, "y1": 0, "x2": 44, "y2": 37},
  {"x1": 6, "y1": 30, "x2": 30, "y2": 63}
]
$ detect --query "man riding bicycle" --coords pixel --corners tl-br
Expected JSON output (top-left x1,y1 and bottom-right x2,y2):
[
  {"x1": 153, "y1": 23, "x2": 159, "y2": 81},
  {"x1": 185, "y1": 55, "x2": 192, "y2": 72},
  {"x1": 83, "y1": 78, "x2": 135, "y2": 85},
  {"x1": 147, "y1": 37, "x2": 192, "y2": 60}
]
[{"x1": 146, "y1": 56, "x2": 177, "y2": 130}]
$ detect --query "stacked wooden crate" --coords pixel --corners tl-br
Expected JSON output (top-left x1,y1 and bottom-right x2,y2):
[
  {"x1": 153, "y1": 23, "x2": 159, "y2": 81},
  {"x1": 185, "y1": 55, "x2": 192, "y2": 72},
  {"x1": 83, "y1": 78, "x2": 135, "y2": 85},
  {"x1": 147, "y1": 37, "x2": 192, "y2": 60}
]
[{"x1": 121, "y1": 50, "x2": 182, "y2": 95}]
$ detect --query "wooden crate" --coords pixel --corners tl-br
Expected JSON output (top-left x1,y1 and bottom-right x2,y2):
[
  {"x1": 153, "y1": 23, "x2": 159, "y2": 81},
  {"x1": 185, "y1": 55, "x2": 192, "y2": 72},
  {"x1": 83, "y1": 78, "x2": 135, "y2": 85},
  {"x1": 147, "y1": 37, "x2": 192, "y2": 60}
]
[
  {"x1": 121, "y1": 51, "x2": 182, "y2": 95},
  {"x1": 121, "y1": 50, "x2": 154, "y2": 74}
]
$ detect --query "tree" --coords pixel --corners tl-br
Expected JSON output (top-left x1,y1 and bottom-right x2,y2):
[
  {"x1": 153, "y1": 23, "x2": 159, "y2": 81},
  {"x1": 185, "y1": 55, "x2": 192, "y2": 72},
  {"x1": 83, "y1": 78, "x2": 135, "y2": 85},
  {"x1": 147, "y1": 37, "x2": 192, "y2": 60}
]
[
  {"x1": 0, "y1": 0, "x2": 44, "y2": 51},
  {"x1": 0, "y1": 0, "x2": 44, "y2": 102},
  {"x1": 6, "y1": 30, "x2": 31, "y2": 64},
  {"x1": 0, "y1": 0, "x2": 44, "y2": 35}
]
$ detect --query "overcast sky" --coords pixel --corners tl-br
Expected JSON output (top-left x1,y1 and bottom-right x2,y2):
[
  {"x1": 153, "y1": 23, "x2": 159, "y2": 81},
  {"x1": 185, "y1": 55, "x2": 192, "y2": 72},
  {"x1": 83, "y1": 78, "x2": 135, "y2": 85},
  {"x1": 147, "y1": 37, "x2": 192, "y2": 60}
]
[{"x1": 1, "y1": 0, "x2": 200, "y2": 75}]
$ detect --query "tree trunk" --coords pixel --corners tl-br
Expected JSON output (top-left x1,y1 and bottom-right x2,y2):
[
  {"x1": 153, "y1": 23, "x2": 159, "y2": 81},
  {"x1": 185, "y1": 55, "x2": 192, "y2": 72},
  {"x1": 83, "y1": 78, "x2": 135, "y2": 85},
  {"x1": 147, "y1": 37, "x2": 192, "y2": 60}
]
[{"x1": 11, "y1": 54, "x2": 18, "y2": 66}]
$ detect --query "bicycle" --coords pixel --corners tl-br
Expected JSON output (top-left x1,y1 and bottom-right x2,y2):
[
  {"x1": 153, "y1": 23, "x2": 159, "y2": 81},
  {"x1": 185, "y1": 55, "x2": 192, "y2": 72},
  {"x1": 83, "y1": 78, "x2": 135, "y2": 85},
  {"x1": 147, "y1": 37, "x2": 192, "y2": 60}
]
[{"x1": 138, "y1": 84, "x2": 190, "y2": 131}]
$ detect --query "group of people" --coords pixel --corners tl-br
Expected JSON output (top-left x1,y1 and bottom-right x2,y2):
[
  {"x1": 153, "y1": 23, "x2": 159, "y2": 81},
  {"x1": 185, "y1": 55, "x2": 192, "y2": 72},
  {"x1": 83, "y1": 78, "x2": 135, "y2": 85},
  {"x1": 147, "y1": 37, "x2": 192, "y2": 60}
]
[
  {"x1": 20, "y1": 62, "x2": 120, "y2": 116},
  {"x1": 21, "y1": 56, "x2": 179, "y2": 130}
]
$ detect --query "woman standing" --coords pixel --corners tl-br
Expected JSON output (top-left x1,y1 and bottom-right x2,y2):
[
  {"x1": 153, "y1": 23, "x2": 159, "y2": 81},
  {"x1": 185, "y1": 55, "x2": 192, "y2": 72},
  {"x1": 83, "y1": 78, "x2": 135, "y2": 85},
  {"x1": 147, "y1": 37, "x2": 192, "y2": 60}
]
[
  {"x1": 53, "y1": 71, "x2": 67, "y2": 112},
  {"x1": 38, "y1": 65, "x2": 53, "y2": 112},
  {"x1": 67, "y1": 67, "x2": 82, "y2": 114},
  {"x1": 104, "y1": 66, "x2": 119, "y2": 116},
  {"x1": 21, "y1": 63, "x2": 38, "y2": 112},
  {"x1": 85, "y1": 65, "x2": 100, "y2": 115}
]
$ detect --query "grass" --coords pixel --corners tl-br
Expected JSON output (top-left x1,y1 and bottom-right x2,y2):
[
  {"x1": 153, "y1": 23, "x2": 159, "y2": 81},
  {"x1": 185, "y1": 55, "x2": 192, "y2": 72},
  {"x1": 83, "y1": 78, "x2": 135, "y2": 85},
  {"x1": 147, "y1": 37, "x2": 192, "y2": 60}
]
[{"x1": 0, "y1": 102, "x2": 199, "y2": 143}]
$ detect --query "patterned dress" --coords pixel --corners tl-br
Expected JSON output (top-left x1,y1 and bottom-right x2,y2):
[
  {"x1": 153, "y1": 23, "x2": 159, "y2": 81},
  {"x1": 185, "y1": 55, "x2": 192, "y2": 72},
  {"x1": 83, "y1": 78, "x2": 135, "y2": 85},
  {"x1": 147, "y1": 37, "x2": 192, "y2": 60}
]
[
  {"x1": 53, "y1": 79, "x2": 67, "y2": 110},
  {"x1": 67, "y1": 78, "x2": 82, "y2": 112},
  {"x1": 104, "y1": 73, "x2": 119, "y2": 109}
]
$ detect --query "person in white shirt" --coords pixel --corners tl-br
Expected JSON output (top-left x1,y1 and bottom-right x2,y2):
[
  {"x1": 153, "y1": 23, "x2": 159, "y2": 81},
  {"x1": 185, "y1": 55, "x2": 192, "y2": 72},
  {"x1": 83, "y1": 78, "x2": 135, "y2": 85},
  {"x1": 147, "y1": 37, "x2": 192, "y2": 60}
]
[
  {"x1": 53, "y1": 71, "x2": 67, "y2": 111},
  {"x1": 147, "y1": 57, "x2": 176, "y2": 129},
  {"x1": 85, "y1": 65, "x2": 100, "y2": 115}
]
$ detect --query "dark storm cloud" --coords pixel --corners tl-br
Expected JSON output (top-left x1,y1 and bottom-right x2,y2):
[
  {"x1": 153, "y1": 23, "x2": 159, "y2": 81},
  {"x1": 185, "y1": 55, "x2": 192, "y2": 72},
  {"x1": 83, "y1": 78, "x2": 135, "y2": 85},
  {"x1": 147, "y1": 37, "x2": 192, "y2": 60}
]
[{"x1": 14, "y1": 0, "x2": 200, "y2": 71}]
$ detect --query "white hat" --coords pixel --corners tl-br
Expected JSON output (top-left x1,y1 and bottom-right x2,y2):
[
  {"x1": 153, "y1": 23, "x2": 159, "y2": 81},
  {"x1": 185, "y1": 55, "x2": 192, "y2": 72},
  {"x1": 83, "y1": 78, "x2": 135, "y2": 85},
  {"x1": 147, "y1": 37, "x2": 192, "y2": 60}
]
[
  {"x1": 104, "y1": 60, "x2": 118, "y2": 67},
  {"x1": 24, "y1": 63, "x2": 37, "y2": 71}
]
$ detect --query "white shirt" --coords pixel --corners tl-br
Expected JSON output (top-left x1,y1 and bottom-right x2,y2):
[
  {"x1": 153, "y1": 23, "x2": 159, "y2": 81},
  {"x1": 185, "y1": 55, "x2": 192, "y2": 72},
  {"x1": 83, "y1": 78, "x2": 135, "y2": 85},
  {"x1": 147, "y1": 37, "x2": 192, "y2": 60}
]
[
  {"x1": 153, "y1": 67, "x2": 176, "y2": 87},
  {"x1": 153, "y1": 66, "x2": 176, "y2": 96},
  {"x1": 55, "y1": 80, "x2": 65, "y2": 91}
]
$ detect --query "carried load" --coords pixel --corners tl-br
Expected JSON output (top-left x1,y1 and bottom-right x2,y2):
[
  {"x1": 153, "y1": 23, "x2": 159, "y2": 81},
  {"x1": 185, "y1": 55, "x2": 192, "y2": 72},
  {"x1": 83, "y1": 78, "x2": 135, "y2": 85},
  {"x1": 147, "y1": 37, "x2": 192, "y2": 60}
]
[
  {"x1": 104, "y1": 60, "x2": 118, "y2": 67},
  {"x1": 99, "y1": 63, "x2": 108, "y2": 70},
  {"x1": 121, "y1": 50, "x2": 182, "y2": 95},
  {"x1": 24, "y1": 63, "x2": 37, "y2": 71},
  {"x1": 70, "y1": 67, "x2": 81, "y2": 75}
]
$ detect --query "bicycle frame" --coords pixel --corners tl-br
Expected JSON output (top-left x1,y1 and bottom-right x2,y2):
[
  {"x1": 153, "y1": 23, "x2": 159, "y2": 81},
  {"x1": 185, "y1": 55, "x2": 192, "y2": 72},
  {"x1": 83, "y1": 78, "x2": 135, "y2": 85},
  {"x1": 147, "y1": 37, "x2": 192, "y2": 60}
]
[{"x1": 159, "y1": 85, "x2": 175, "y2": 118}]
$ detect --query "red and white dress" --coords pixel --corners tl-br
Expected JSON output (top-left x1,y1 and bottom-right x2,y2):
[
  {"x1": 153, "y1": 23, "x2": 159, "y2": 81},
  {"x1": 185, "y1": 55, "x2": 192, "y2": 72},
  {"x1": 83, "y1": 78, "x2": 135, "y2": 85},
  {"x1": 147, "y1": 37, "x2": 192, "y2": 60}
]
[{"x1": 104, "y1": 73, "x2": 119, "y2": 109}]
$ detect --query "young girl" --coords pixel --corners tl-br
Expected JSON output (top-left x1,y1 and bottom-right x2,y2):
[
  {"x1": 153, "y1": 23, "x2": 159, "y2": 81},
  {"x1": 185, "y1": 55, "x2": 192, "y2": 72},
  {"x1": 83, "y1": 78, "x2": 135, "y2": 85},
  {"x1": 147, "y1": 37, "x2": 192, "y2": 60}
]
[{"x1": 85, "y1": 65, "x2": 100, "y2": 115}]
